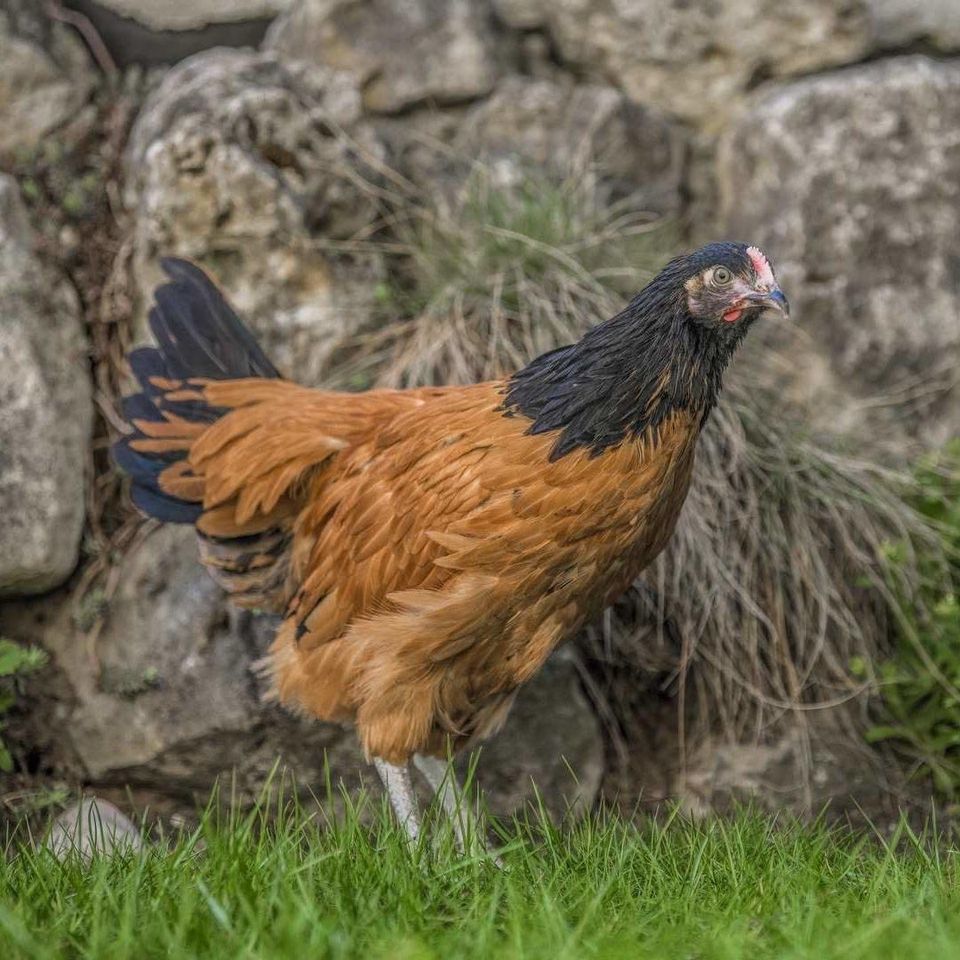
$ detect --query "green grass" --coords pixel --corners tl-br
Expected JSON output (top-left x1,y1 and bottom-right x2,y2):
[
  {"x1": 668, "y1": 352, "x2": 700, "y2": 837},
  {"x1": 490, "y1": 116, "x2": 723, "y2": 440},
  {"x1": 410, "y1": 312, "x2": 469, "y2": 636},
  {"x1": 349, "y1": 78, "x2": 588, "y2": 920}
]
[{"x1": 3, "y1": 796, "x2": 960, "y2": 960}]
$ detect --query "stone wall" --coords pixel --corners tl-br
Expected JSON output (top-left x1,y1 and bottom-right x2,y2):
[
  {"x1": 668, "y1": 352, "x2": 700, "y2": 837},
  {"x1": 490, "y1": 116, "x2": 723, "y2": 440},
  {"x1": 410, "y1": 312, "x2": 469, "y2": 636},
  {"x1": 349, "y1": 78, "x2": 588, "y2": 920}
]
[{"x1": 1, "y1": 0, "x2": 958, "y2": 820}]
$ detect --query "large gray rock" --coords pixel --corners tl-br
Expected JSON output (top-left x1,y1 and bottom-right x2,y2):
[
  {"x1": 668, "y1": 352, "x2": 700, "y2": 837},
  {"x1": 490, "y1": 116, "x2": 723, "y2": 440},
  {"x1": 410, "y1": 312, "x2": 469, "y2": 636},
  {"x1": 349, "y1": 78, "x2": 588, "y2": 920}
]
[
  {"x1": 3, "y1": 524, "x2": 603, "y2": 818},
  {"x1": 79, "y1": 0, "x2": 292, "y2": 30},
  {"x1": 473, "y1": 647, "x2": 602, "y2": 817},
  {"x1": 676, "y1": 721, "x2": 902, "y2": 828},
  {"x1": 868, "y1": 0, "x2": 960, "y2": 50},
  {"x1": 0, "y1": 1, "x2": 97, "y2": 160},
  {"x1": 455, "y1": 76, "x2": 683, "y2": 214},
  {"x1": 719, "y1": 56, "x2": 960, "y2": 446},
  {"x1": 503, "y1": 0, "x2": 871, "y2": 129},
  {"x1": 266, "y1": 0, "x2": 506, "y2": 115},
  {"x1": 0, "y1": 175, "x2": 91, "y2": 597},
  {"x1": 376, "y1": 75, "x2": 683, "y2": 232},
  {"x1": 64, "y1": 0, "x2": 292, "y2": 67},
  {"x1": 125, "y1": 48, "x2": 384, "y2": 385},
  {"x1": 491, "y1": 0, "x2": 542, "y2": 30}
]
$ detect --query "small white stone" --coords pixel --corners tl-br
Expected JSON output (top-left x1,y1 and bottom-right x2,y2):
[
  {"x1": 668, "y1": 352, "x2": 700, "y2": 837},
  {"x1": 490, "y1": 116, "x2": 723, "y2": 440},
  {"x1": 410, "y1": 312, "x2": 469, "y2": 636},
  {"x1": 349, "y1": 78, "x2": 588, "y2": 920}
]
[{"x1": 44, "y1": 798, "x2": 144, "y2": 864}]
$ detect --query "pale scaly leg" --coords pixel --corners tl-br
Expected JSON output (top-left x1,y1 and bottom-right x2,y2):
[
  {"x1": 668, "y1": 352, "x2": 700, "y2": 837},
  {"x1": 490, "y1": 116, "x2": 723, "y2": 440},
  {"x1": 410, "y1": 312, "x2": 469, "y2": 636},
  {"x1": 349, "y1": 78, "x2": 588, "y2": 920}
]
[
  {"x1": 414, "y1": 755, "x2": 504, "y2": 867},
  {"x1": 413, "y1": 753, "x2": 467, "y2": 851},
  {"x1": 373, "y1": 757, "x2": 421, "y2": 842}
]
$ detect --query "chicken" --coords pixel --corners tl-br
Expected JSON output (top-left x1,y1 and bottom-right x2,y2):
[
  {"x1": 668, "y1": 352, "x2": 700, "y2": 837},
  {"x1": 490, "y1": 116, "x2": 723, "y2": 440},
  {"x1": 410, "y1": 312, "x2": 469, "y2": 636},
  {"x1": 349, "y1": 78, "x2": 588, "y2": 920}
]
[{"x1": 114, "y1": 242, "x2": 788, "y2": 840}]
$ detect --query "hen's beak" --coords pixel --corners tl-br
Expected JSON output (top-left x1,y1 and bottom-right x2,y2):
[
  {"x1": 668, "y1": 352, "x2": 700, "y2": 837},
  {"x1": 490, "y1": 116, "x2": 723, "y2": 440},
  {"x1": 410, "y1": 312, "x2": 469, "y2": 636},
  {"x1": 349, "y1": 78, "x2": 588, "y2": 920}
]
[{"x1": 747, "y1": 287, "x2": 790, "y2": 319}]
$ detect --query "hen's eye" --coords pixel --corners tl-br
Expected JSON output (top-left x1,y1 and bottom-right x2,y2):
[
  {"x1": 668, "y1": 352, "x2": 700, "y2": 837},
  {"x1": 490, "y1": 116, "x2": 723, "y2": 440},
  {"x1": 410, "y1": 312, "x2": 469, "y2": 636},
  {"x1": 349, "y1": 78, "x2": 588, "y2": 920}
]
[{"x1": 712, "y1": 266, "x2": 733, "y2": 286}]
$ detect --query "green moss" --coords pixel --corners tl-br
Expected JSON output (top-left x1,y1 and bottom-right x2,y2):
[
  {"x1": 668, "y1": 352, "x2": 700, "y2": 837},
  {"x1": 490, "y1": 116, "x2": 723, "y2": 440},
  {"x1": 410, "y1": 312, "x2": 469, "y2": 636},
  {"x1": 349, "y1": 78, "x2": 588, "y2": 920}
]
[
  {"x1": 0, "y1": 638, "x2": 47, "y2": 773},
  {"x1": 870, "y1": 441, "x2": 960, "y2": 795}
]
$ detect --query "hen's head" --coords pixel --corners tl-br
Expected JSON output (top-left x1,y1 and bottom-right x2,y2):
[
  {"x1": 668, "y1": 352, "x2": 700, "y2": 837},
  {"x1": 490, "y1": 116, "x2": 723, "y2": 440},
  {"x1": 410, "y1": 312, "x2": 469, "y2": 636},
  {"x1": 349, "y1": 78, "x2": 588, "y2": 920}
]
[
  {"x1": 674, "y1": 241, "x2": 789, "y2": 342},
  {"x1": 505, "y1": 240, "x2": 790, "y2": 460}
]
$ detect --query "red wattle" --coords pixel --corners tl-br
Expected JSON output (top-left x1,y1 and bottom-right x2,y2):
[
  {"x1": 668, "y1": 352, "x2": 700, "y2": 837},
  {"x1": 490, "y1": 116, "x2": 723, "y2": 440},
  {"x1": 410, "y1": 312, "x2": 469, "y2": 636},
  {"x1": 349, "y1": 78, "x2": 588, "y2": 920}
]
[{"x1": 722, "y1": 308, "x2": 743, "y2": 323}]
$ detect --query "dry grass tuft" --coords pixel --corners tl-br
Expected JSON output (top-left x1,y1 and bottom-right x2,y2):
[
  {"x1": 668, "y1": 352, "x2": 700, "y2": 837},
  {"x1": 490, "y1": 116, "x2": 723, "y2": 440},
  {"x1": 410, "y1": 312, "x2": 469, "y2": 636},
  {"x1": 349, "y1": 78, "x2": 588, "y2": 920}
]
[{"x1": 322, "y1": 165, "x2": 675, "y2": 390}]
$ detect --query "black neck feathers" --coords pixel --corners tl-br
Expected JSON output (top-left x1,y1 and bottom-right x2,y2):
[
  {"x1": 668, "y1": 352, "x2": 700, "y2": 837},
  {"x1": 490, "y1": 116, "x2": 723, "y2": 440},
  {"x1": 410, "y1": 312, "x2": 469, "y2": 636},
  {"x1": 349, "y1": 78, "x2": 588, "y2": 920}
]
[{"x1": 503, "y1": 263, "x2": 743, "y2": 462}]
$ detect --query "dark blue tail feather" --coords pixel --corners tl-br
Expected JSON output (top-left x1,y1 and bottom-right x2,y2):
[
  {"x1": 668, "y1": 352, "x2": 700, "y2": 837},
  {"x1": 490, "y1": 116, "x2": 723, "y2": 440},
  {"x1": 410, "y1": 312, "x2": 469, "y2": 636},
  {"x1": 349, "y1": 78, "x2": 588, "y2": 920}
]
[{"x1": 114, "y1": 259, "x2": 279, "y2": 524}]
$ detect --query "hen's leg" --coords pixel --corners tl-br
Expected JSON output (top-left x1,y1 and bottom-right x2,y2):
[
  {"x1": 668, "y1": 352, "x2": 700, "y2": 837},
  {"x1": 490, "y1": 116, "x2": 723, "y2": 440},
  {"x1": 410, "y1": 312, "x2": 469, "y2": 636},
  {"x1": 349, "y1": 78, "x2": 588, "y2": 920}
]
[
  {"x1": 413, "y1": 754, "x2": 466, "y2": 851},
  {"x1": 413, "y1": 754, "x2": 504, "y2": 866},
  {"x1": 373, "y1": 757, "x2": 420, "y2": 842}
]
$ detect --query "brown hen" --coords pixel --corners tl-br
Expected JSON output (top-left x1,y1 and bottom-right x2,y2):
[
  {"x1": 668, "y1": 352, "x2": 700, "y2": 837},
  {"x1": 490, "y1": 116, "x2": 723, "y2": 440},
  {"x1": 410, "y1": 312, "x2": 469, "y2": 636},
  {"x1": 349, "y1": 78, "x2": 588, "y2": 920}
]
[{"x1": 114, "y1": 242, "x2": 788, "y2": 840}]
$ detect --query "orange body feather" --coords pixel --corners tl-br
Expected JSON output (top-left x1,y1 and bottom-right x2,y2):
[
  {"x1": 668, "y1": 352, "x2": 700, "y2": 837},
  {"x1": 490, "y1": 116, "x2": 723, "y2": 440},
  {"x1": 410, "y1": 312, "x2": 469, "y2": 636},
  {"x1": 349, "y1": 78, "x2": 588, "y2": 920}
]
[{"x1": 131, "y1": 377, "x2": 697, "y2": 763}]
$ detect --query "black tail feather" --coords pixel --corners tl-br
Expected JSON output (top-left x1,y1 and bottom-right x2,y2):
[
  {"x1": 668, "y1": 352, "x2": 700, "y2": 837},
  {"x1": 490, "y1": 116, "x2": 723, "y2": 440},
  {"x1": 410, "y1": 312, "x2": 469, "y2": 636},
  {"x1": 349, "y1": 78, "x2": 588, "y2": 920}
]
[
  {"x1": 112, "y1": 439, "x2": 180, "y2": 476},
  {"x1": 114, "y1": 258, "x2": 280, "y2": 524},
  {"x1": 126, "y1": 346, "x2": 169, "y2": 394},
  {"x1": 150, "y1": 257, "x2": 279, "y2": 381},
  {"x1": 130, "y1": 483, "x2": 203, "y2": 525},
  {"x1": 120, "y1": 391, "x2": 163, "y2": 424}
]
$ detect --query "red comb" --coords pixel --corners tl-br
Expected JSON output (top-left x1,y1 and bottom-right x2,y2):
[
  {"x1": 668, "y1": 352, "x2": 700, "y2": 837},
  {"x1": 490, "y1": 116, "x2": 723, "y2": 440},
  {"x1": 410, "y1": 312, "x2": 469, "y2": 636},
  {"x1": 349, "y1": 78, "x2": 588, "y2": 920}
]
[{"x1": 747, "y1": 246, "x2": 775, "y2": 287}]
